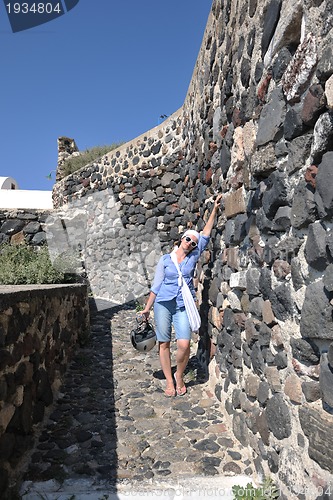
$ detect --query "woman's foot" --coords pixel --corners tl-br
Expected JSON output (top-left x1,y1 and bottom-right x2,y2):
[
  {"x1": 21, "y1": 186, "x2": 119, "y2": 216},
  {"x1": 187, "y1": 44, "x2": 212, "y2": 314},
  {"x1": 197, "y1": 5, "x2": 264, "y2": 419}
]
[
  {"x1": 174, "y1": 373, "x2": 187, "y2": 396},
  {"x1": 164, "y1": 385, "x2": 176, "y2": 397}
]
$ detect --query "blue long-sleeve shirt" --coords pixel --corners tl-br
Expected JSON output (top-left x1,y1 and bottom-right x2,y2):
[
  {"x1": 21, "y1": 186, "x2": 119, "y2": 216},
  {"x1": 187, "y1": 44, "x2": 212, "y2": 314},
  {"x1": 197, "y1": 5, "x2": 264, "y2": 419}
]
[{"x1": 151, "y1": 235, "x2": 210, "y2": 308}]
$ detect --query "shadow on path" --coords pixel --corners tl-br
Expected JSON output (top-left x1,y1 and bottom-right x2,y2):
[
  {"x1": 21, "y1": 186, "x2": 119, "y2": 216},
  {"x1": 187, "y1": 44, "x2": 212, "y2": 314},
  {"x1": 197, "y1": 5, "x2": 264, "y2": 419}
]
[{"x1": 20, "y1": 302, "x2": 253, "y2": 499}]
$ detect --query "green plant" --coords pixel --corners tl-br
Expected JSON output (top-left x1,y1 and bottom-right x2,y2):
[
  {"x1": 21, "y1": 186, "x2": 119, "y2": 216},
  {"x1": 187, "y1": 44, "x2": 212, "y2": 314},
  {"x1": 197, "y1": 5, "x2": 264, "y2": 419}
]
[
  {"x1": 135, "y1": 301, "x2": 144, "y2": 313},
  {"x1": 62, "y1": 143, "x2": 124, "y2": 176},
  {"x1": 0, "y1": 243, "x2": 76, "y2": 285},
  {"x1": 232, "y1": 477, "x2": 279, "y2": 499}
]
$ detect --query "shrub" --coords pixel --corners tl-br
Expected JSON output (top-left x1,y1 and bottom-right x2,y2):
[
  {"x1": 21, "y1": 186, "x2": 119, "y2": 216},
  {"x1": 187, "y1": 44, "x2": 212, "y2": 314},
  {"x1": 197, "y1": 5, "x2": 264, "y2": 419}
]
[
  {"x1": 0, "y1": 243, "x2": 77, "y2": 285},
  {"x1": 232, "y1": 477, "x2": 279, "y2": 499},
  {"x1": 62, "y1": 143, "x2": 124, "y2": 176}
]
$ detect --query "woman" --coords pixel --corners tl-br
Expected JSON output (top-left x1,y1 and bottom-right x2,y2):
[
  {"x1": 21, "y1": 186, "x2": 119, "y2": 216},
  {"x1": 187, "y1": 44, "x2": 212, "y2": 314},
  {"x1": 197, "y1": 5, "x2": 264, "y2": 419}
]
[{"x1": 142, "y1": 194, "x2": 223, "y2": 397}]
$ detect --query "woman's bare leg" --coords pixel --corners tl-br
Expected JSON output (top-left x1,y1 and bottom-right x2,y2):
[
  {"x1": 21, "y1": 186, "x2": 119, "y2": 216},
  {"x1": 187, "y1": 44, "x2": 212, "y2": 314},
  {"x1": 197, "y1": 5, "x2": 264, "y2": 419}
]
[
  {"x1": 175, "y1": 339, "x2": 190, "y2": 393},
  {"x1": 159, "y1": 341, "x2": 175, "y2": 395}
]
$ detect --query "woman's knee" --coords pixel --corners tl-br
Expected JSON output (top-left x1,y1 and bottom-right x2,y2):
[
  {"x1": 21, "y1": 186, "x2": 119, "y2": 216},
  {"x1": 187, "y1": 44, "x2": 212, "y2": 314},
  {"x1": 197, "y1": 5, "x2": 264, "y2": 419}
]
[
  {"x1": 159, "y1": 341, "x2": 171, "y2": 352},
  {"x1": 177, "y1": 339, "x2": 190, "y2": 353}
]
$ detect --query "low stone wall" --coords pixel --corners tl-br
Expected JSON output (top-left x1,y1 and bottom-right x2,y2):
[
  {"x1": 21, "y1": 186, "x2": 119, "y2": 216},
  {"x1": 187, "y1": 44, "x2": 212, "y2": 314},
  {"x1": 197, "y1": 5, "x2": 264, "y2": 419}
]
[
  {"x1": 0, "y1": 210, "x2": 50, "y2": 246},
  {"x1": 0, "y1": 284, "x2": 90, "y2": 497}
]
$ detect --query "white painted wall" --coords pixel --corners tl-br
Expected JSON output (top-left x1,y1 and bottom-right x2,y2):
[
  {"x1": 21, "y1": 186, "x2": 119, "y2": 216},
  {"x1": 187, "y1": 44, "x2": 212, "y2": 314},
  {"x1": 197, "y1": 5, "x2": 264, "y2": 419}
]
[
  {"x1": 0, "y1": 189, "x2": 53, "y2": 209},
  {"x1": 0, "y1": 176, "x2": 19, "y2": 189}
]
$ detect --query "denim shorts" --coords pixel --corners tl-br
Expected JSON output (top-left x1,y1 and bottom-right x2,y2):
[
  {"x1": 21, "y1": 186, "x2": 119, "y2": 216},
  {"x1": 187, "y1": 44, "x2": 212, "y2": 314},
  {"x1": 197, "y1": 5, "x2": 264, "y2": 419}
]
[{"x1": 154, "y1": 299, "x2": 191, "y2": 342}]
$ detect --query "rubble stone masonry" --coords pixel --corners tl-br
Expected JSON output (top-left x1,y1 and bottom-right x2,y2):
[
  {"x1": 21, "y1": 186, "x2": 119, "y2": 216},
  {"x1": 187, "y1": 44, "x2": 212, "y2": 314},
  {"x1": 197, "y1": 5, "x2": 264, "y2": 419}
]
[{"x1": 48, "y1": 0, "x2": 333, "y2": 496}]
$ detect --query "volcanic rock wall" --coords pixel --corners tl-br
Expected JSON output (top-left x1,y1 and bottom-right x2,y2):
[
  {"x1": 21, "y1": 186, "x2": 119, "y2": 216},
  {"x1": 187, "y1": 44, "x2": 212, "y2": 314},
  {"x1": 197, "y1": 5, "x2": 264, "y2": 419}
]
[{"x1": 52, "y1": 0, "x2": 333, "y2": 496}]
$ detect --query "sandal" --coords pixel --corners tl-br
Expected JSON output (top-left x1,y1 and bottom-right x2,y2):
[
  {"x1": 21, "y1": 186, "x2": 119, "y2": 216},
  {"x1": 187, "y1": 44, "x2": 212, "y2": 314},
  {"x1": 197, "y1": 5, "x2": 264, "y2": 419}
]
[
  {"x1": 164, "y1": 386, "x2": 176, "y2": 397},
  {"x1": 174, "y1": 373, "x2": 187, "y2": 396}
]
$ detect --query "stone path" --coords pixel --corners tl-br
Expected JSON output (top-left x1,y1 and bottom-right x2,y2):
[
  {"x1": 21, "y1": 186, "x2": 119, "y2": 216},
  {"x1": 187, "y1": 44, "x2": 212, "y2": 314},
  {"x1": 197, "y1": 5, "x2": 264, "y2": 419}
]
[{"x1": 19, "y1": 304, "x2": 254, "y2": 499}]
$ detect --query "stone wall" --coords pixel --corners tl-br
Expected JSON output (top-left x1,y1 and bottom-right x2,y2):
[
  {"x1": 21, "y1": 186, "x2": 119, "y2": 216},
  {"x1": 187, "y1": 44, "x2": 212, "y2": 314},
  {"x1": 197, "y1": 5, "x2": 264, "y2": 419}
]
[
  {"x1": 0, "y1": 210, "x2": 50, "y2": 247},
  {"x1": 52, "y1": 0, "x2": 333, "y2": 496},
  {"x1": 0, "y1": 284, "x2": 89, "y2": 497}
]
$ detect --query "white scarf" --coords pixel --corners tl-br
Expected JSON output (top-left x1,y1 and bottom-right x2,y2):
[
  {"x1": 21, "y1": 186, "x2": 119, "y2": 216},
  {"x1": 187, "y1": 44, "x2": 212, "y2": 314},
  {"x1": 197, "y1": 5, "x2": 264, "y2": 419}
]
[{"x1": 170, "y1": 250, "x2": 201, "y2": 332}]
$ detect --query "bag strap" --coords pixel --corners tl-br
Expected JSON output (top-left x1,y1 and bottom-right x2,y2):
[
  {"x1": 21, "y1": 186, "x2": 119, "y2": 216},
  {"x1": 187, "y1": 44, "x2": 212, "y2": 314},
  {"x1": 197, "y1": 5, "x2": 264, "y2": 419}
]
[{"x1": 170, "y1": 251, "x2": 183, "y2": 287}]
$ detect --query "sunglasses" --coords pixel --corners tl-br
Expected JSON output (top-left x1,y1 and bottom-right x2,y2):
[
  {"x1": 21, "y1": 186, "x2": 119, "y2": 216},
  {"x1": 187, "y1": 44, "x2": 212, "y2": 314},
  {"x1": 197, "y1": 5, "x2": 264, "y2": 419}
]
[{"x1": 183, "y1": 236, "x2": 197, "y2": 248}]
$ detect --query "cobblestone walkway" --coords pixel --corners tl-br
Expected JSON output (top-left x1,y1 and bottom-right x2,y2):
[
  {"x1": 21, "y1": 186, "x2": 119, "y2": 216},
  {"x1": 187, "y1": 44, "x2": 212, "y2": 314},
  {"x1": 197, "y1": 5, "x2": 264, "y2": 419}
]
[{"x1": 20, "y1": 304, "x2": 254, "y2": 499}]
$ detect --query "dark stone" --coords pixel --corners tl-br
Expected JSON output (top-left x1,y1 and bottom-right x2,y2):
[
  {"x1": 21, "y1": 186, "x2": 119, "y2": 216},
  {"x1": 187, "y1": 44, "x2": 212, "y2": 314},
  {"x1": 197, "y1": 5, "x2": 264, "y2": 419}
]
[
  {"x1": 291, "y1": 257, "x2": 305, "y2": 291},
  {"x1": 267, "y1": 450, "x2": 279, "y2": 473},
  {"x1": 298, "y1": 433, "x2": 305, "y2": 448},
  {"x1": 302, "y1": 381, "x2": 321, "y2": 402},
  {"x1": 254, "y1": 61, "x2": 264, "y2": 83},
  {"x1": 209, "y1": 277, "x2": 221, "y2": 304},
  {"x1": 259, "y1": 323, "x2": 272, "y2": 346},
  {"x1": 245, "y1": 319, "x2": 259, "y2": 346},
  {"x1": 256, "y1": 208, "x2": 273, "y2": 233},
  {"x1": 256, "y1": 87, "x2": 286, "y2": 146},
  {"x1": 299, "y1": 405, "x2": 333, "y2": 473},
  {"x1": 300, "y1": 280, "x2": 333, "y2": 340},
  {"x1": 0, "y1": 219, "x2": 25, "y2": 235},
  {"x1": 315, "y1": 152, "x2": 333, "y2": 218},
  {"x1": 233, "y1": 412, "x2": 249, "y2": 446},
  {"x1": 35, "y1": 369, "x2": 53, "y2": 406},
  {"x1": 291, "y1": 338, "x2": 320, "y2": 365},
  {"x1": 261, "y1": 0, "x2": 282, "y2": 57},
  {"x1": 329, "y1": 342, "x2": 333, "y2": 367},
  {"x1": 262, "y1": 171, "x2": 290, "y2": 218},
  {"x1": 273, "y1": 206, "x2": 291, "y2": 231},
  {"x1": 316, "y1": 45, "x2": 333, "y2": 82},
  {"x1": 0, "y1": 233, "x2": 9, "y2": 244},
  {"x1": 284, "y1": 105, "x2": 303, "y2": 140},
  {"x1": 274, "y1": 234, "x2": 303, "y2": 262},
  {"x1": 266, "y1": 394, "x2": 291, "y2": 439},
  {"x1": 8, "y1": 387, "x2": 33, "y2": 435},
  {"x1": 272, "y1": 47, "x2": 292, "y2": 82},
  {"x1": 258, "y1": 381, "x2": 270, "y2": 405},
  {"x1": 246, "y1": 268, "x2": 260, "y2": 296},
  {"x1": 214, "y1": 384, "x2": 222, "y2": 402},
  {"x1": 291, "y1": 180, "x2": 317, "y2": 229},
  {"x1": 75, "y1": 430, "x2": 92, "y2": 443},
  {"x1": 31, "y1": 232, "x2": 46, "y2": 245},
  {"x1": 324, "y1": 265, "x2": 333, "y2": 293},
  {"x1": 249, "y1": 0, "x2": 257, "y2": 17},
  {"x1": 328, "y1": 231, "x2": 333, "y2": 259},
  {"x1": 193, "y1": 439, "x2": 220, "y2": 453},
  {"x1": 270, "y1": 283, "x2": 294, "y2": 321},
  {"x1": 251, "y1": 342, "x2": 265, "y2": 375},
  {"x1": 320, "y1": 353, "x2": 333, "y2": 408},
  {"x1": 151, "y1": 141, "x2": 161, "y2": 155},
  {"x1": 223, "y1": 461, "x2": 242, "y2": 474},
  {"x1": 274, "y1": 351, "x2": 288, "y2": 369},
  {"x1": 23, "y1": 222, "x2": 41, "y2": 234},
  {"x1": 287, "y1": 132, "x2": 313, "y2": 176},
  {"x1": 305, "y1": 222, "x2": 329, "y2": 271},
  {"x1": 220, "y1": 142, "x2": 231, "y2": 177},
  {"x1": 249, "y1": 297, "x2": 264, "y2": 318},
  {"x1": 301, "y1": 84, "x2": 326, "y2": 126},
  {"x1": 241, "y1": 58, "x2": 251, "y2": 88},
  {"x1": 259, "y1": 267, "x2": 272, "y2": 300},
  {"x1": 228, "y1": 365, "x2": 238, "y2": 384},
  {"x1": 247, "y1": 28, "x2": 256, "y2": 57},
  {"x1": 233, "y1": 214, "x2": 248, "y2": 244}
]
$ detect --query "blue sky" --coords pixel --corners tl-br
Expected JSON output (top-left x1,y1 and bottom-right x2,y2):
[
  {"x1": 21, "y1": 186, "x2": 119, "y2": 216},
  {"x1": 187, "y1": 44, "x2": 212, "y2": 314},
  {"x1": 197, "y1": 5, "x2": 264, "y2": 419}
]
[{"x1": 0, "y1": 0, "x2": 212, "y2": 190}]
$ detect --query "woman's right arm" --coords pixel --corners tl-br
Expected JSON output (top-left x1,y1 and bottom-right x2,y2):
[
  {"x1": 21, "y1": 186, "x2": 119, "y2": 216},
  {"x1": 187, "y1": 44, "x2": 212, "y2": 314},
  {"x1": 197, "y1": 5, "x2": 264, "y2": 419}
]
[
  {"x1": 142, "y1": 291, "x2": 157, "y2": 320},
  {"x1": 142, "y1": 255, "x2": 165, "y2": 319}
]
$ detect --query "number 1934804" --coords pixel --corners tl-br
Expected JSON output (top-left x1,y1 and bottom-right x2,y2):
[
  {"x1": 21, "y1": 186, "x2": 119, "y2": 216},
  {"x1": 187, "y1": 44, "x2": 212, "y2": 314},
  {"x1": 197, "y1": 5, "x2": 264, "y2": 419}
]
[{"x1": 6, "y1": 2, "x2": 62, "y2": 14}]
